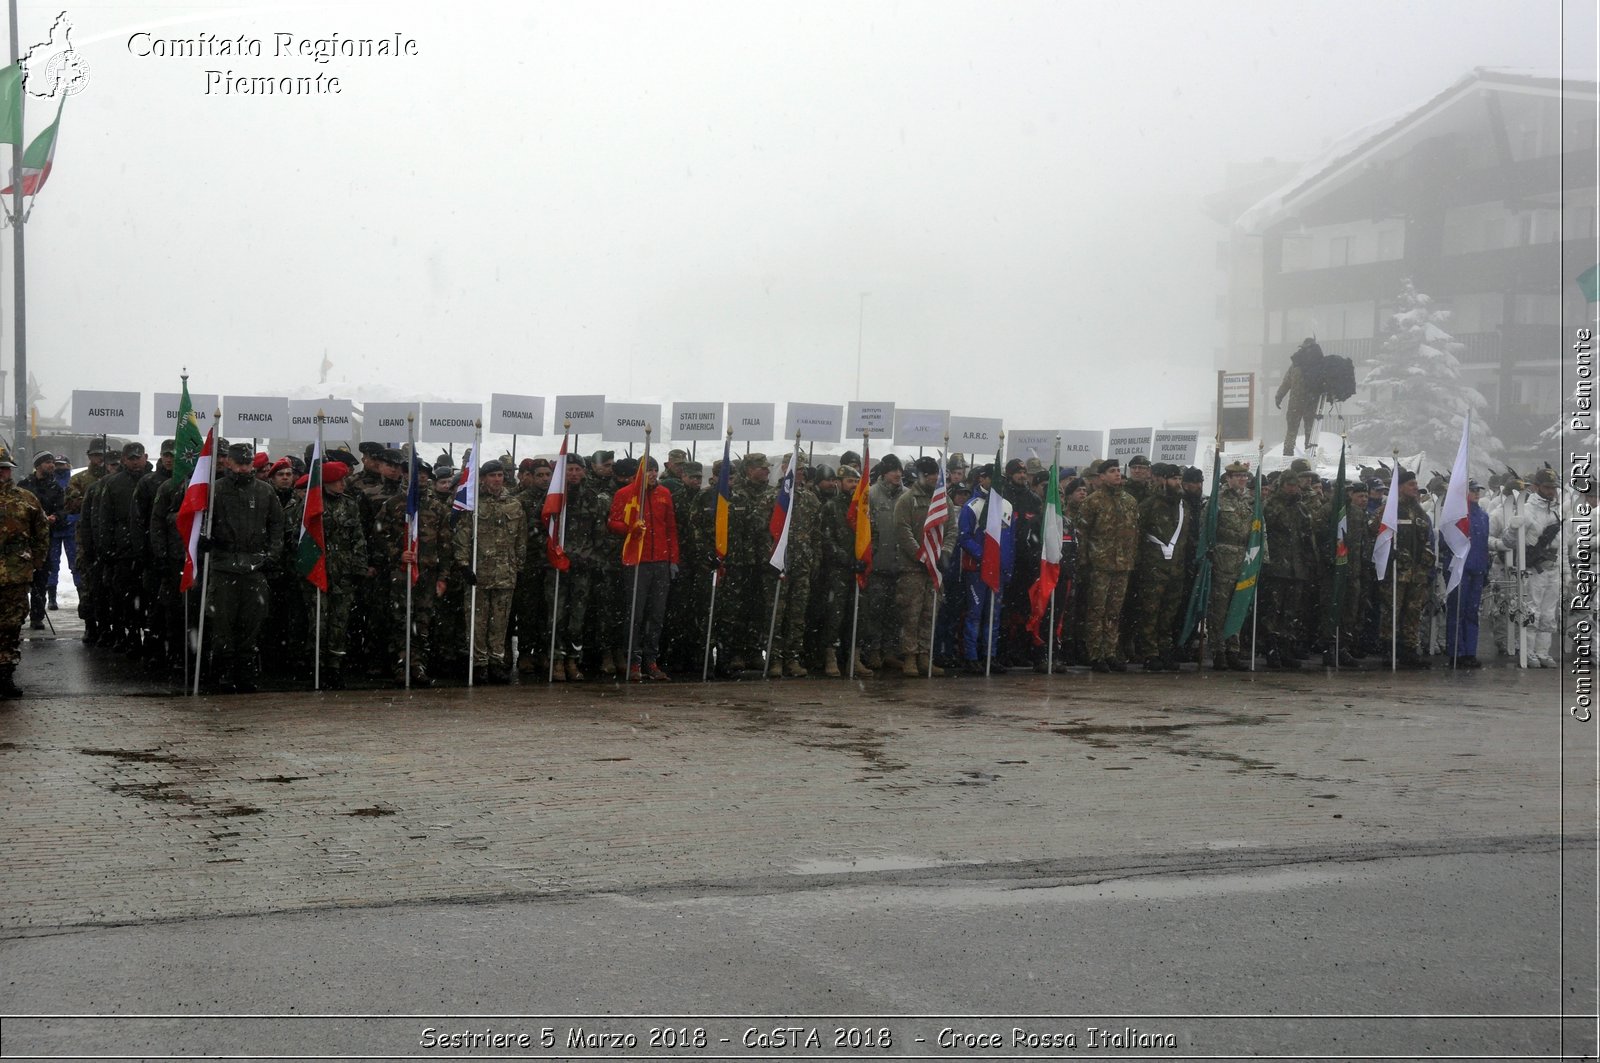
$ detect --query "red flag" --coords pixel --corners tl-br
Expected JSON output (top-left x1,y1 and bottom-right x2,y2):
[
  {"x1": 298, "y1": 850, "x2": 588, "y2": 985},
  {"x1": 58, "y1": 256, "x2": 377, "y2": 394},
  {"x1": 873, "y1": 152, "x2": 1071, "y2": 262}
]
[
  {"x1": 619, "y1": 445, "x2": 650, "y2": 566},
  {"x1": 295, "y1": 441, "x2": 327, "y2": 592},
  {"x1": 542, "y1": 434, "x2": 571, "y2": 571},
  {"x1": 980, "y1": 443, "x2": 1006, "y2": 593},
  {"x1": 176, "y1": 427, "x2": 214, "y2": 593}
]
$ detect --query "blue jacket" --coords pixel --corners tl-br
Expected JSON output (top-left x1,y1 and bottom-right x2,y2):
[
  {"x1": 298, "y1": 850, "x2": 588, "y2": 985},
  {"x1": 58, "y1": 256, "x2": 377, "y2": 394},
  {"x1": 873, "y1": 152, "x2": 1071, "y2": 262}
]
[{"x1": 959, "y1": 488, "x2": 1016, "y2": 582}]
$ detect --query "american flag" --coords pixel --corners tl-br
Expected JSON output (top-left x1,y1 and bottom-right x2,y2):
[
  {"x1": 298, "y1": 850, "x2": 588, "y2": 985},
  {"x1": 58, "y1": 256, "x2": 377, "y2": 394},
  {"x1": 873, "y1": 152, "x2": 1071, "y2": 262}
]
[{"x1": 917, "y1": 458, "x2": 949, "y2": 590}]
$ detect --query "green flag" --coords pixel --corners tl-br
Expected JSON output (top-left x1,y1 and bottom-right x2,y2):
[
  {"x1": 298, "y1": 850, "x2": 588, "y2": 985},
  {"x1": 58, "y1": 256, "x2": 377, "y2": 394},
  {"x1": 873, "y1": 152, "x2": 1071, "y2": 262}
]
[
  {"x1": 1580, "y1": 264, "x2": 1600, "y2": 304},
  {"x1": 1178, "y1": 447, "x2": 1223, "y2": 644},
  {"x1": 1222, "y1": 468, "x2": 1265, "y2": 639},
  {"x1": 1325, "y1": 441, "x2": 1348, "y2": 633},
  {"x1": 0, "y1": 63, "x2": 21, "y2": 146},
  {"x1": 172, "y1": 379, "x2": 204, "y2": 485}
]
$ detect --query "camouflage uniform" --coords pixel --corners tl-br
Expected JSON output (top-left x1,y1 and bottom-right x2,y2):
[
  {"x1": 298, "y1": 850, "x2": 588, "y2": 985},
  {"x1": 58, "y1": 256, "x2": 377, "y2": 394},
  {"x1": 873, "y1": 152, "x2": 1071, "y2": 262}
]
[
  {"x1": 378, "y1": 483, "x2": 453, "y2": 684},
  {"x1": 1322, "y1": 490, "x2": 1372, "y2": 656},
  {"x1": 308, "y1": 487, "x2": 367, "y2": 683},
  {"x1": 547, "y1": 480, "x2": 609, "y2": 671},
  {"x1": 0, "y1": 469, "x2": 49, "y2": 691},
  {"x1": 1376, "y1": 492, "x2": 1435, "y2": 662},
  {"x1": 76, "y1": 473, "x2": 114, "y2": 643},
  {"x1": 1261, "y1": 484, "x2": 1316, "y2": 664},
  {"x1": 718, "y1": 469, "x2": 776, "y2": 670},
  {"x1": 771, "y1": 480, "x2": 820, "y2": 673},
  {"x1": 813, "y1": 484, "x2": 858, "y2": 673},
  {"x1": 452, "y1": 481, "x2": 525, "y2": 677},
  {"x1": 1206, "y1": 476, "x2": 1255, "y2": 666},
  {"x1": 1130, "y1": 481, "x2": 1193, "y2": 666},
  {"x1": 93, "y1": 457, "x2": 148, "y2": 648},
  {"x1": 64, "y1": 461, "x2": 109, "y2": 636},
  {"x1": 1276, "y1": 357, "x2": 1318, "y2": 456},
  {"x1": 862, "y1": 474, "x2": 904, "y2": 665},
  {"x1": 893, "y1": 476, "x2": 940, "y2": 669},
  {"x1": 512, "y1": 485, "x2": 550, "y2": 672},
  {"x1": 1075, "y1": 479, "x2": 1140, "y2": 664},
  {"x1": 205, "y1": 468, "x2": 286, "y2": 690},
  {"x1": 148, "y1": 475, "x2": 188, "y2": 671},
  {"x1": 662, "y1": 472, "x2": 704, "y2": 672}
]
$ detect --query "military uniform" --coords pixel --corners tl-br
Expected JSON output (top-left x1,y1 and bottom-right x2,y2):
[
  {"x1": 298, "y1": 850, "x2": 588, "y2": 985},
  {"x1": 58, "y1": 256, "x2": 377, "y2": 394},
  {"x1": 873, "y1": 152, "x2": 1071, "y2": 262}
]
[
  {"x1": 770, "y1": 476, "x2": 819, "y2": 675},
  {"x1": 205, "y1": 450, "x2": 286, "y2": 692},
  {"x1": 546, "y1": 471, "x2": 609, "y2": 678},
  {"x1": 311, "y1": 482, "x2": 368, "y2": 686},
  {"x1": 17, "y1": 457, "x2": 63, "y2": 628},
  {"x1": 0, "y1": 449, "x2": 49, "y2": 696},
  {"x1": 1206, "y1": 467, "x2": 1255, "y2": 669},
  {"x1": 1075, "y1": 473, "x2": 1140, "y2": 668},
  {"x1": 718, "y1": 460, "x2": 776, "y2": 672},
  {"x1": 893, "y1": 469, "x2": 942, "y2": 674},
  {"x1": 94, "y1": 445, "x2": 151, "y2": 649},
  {"x1": 1129, "y1": 473, "x2": 1192, "y2": 669},
  {"x1": 1276, "y1": 341, "x2": 1321, "y2": 455},
  {"x1": 862, "y1": 465, "x2": 904, "y2": 667},
  {"x1": 377, "y1": 475, "x2": 453, "y2": 685},
  {"x1": 451, "y1": 467, "x2": 525, "y2": 681},
  {"x1": 813, "y1": 473, "x2": 865, "y2": 675},
  {"x1": 64, "y1": 453, "x2": 109, "y2": 630},
  {"x1": 1260, "y1": 471, "x2": 1317, "y2": 667},
  {"x1": 1375, "y1": 481, "x2": 1436, "y2": 665}
]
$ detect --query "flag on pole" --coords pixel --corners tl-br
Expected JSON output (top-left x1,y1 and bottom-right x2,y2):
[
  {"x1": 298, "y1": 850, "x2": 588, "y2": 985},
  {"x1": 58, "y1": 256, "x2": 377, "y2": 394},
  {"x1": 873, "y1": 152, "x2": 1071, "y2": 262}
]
[
  {"x1": 175, "y1": 427, "x2": 214, "y2": 593},
  {"x1": 1, "y1": 94, "x2": 63, "y2": 196},
  {"x1": 769, "y1": 454, "x2": 797, "y2": 572},
  {"x1": 295, "y1": 440, "x2": 328, "y2": 592},
  {"x1": 171, "y1": 378, "x2": 204, "y2": 485},
  {"x1": 712, "y1": 434, "x2": 733, "y2": 572},
  {"x1": 1179, "y1": 448, "x2": 1223, "y2": 644},
  {"x1": 0, "y1": 64, "x2": 22, "y2": 146},
  {"x1": 453, "y1": 447, "x2": 477, "y2": 513},
  {"x1": 1025, "y1": 454, "x2": 1062, "y2": 643},
  {"x1": 1222, "y1": 467, "x2": 1265, "y2": 639},
  {"x1": 1372, "y1": 461, "x2": 1402, "y2": 580},
  {"x1": 542, "y1": 434, "x2": 570, "y2": 571},
  {"x1": 404, "y1": 457, "x2": 422, "y2": 586},
  {"x1": 918, "y1": 456, "x2": 949, "y2": 591},
  {"x1": 980, "y1": 441, "x2": 1006, "y2": 593},
  {"x1": 846, "y1": 437, "x2": 873, "y2": 588},
  {"x1": 1326, "y1": 441, "x2": 1349, "y2": 628},
  {"x1": 620, "y1": 443, "x2": 651, "y2": 566},
  {"x1": 1440, "y1": 413, "x2": 1473, "y2": 594}
]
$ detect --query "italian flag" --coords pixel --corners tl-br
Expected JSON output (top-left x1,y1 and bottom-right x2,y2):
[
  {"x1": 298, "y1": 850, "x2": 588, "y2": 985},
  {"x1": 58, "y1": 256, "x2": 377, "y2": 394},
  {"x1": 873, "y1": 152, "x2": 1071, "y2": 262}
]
[
  {"x1": 175, "y1": 427, "x2": 214, "y2": 593},
  {"x1": 296, "y1": 440, "x2": 327, "y2": 592},
  {"x1": 1025, "y1": 457, "x2": 1061, "y2": 643},
  {"x1": 2, "y1": 95, "x2": 62, "y2": 196}
]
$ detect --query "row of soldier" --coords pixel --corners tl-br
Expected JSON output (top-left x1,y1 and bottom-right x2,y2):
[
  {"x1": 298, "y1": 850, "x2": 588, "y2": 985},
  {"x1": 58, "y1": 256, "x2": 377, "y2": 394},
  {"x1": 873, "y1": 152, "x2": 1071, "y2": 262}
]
[{"x1": 54, "y1": 435, "x2": 1553, "y2": 693}]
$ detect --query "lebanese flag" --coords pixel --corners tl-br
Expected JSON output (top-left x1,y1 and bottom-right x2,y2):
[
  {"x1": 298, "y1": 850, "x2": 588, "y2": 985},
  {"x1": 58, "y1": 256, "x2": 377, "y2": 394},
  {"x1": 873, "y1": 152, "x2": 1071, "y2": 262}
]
[
  {"x1": 1372, "y1": 462, "x2": 1402, "y2": 580},
  {"x1": 980, "y1": 444, "x2": 1006, "y2": 593},
  {"x1": 541, "y1": 434, "x2": 570, "y2": 571},
  {"x1": 846, "y1": 437, "x2": 872, "y2": 588},
  {"x1": 2, "y1": 95, "x2": 62, "y2": 196},
  {"x1": 295, "y1": 441, "x2": 327, "y2": 592},
  {"x1": 175, "y1": 427, "x2": 214, "y2": 592},
  {"x1": 1025, "y1": 461, "x2": 1062, "y2": 642},
  {"x1": 1440, "y1": 412, "x2": 1473, "y2": 594}
]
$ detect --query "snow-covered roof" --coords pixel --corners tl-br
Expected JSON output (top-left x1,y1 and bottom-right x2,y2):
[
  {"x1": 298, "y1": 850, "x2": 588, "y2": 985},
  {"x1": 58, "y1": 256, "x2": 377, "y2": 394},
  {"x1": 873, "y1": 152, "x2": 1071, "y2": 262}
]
[{"x1": 1237, "y1": 68, "x2": 1598, "y2": 235}]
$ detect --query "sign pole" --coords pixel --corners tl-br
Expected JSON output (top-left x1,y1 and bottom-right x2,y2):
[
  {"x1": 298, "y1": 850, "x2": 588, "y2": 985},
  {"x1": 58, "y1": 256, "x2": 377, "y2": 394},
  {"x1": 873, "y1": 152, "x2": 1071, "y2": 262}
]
[{"x1": 404, "y1": 413, "x2": 415, "y2": 691}]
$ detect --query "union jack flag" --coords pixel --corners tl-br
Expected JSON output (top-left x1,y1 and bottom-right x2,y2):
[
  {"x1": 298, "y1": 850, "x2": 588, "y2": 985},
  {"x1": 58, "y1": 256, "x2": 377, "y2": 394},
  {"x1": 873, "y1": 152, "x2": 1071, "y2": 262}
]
[{"x1": 917, "y1": 458, "x2": 949, "y2": 591}]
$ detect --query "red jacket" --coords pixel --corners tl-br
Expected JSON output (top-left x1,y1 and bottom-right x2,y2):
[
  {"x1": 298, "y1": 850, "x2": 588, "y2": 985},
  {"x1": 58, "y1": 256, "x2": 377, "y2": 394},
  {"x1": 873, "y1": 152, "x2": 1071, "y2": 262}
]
[{"x1": 607, "y1": 482, "x2": 681, "y2": 565}]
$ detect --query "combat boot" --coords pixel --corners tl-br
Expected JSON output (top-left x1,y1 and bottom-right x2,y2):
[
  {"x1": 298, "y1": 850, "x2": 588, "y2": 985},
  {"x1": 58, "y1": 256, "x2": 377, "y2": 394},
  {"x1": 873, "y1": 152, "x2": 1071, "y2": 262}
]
[
  {"x1": 517, "y1": 653, "x2": 536, "y2": 674},
  {"x1": 849, "y1": 651, "x2": 874, "y2": 677},
  {"x1": 47, "y1": 589, "x2": 57, "y2": 610},
  {"x1": 410, "y1": 666, "x2": 434, "y2": 688},
  {"x1": 599, "y1": 649, "x2": 617, "y2": 676},
  {"x1": 901, "y1": 656, "x2": 920, "y2": 677},
  {"x1": 766, "y1": 656, "x2": 784, "y2": 678},
  {"x1": 881, "y1": 654, "x2": 906, "y2": 672},
  {"x1": 0, "y1": 667, "x2": 22, "y2": 698},
  {"x1": 1226, "y1": 651, "x2": 1250, "y2": 672},
  {"x1": 917, "y1": 654, "x2": 945, "y2": 677},
  {"x1": 549, "y1": 658, "x2": 566, "y2": 682},
  {"x1": 564, "y1": 658, "x2": 585, "y2": 682},
  {"x1": 784, "y1": 658, "x2": 808, "y2": 678},
  {"x1": 823, "y1": 652, "x2": 841, "y2": 678}
]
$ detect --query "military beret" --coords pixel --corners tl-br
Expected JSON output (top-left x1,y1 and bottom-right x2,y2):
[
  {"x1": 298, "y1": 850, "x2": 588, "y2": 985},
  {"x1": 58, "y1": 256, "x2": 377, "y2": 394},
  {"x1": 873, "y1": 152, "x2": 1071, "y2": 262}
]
[
  {"x1": 293, "y1": 474, "x2": 309, "y2": 490},
  {"x1": 1100, "y1": 458, "x2": 1121, "y2": 471},
  {"x1": 252, "y1": 451, "x2": 269, "y2": 470},
  {"x1": 878, "y1": 453, "x2": 902, "y2": 473},
  {"x1": 566, "y1": 453, "x2": 587, "y2": 470},
  {"x1": 1063, "y1": 477, "x2": 1086, "y2": 496},
  {"x1": 226, "y1": 443, "x2": 254, "y2": 464},
  {"x1": 744, "y1": 453, "x2": 769, "y2": 469},
  {"x1": 590, "y1": 450, "x2": 615, "y2": 464},
  {"x1": 359, "y1": 441, "x2": 384, "y2": 457},
  {"x1": 327, "y1": 449, "x2": 358, "y2": 467},
  {"x1": 913, "y1": 456, "x2": 939, "y2": 476},
  {"x1": 1150, "y1": 462, "x2": 1175, "y2": 478},
  {"x1": 518, "y1": 458, "x2": 539, "y2": 472},
  {"x1": 322, "y1": 461, "x2": 351, "y2": 483},
  {"x1": 269, "y1": 458, "x2": 292, "y2": 477},
  {"x1": 1182, "y1": 466, "x2": 1205, "y2": 484},
  {"x1": 433, "y1": 466, "x2": 456, "y2": 482},
  {"x1": 160, "y1": 438, "x2": 176, "y2": 455},
  {"x1": 122, "y1": 442, "x2": 146, "y2": 459},
  {"x1": 1398, "y1": 470, "x2": 1417, "y2": 484},
  {"x1": 681, "y1": 461, "x2": 704, "y2": 477},
  {"x1": 1225, "y1": 461, "x2": 1250, "y2": 475},
  {"x1": 1128, "y1": 454, "x2": 1151, "y2": 467},
  {"x1": 86, "y1": 441, "x2": 106, "y2": 456},
  {"x1": 480, "y1": 459, "x2": 505, "y2": 476},
  {"x1": 838, "y1": 465, "x2": 862, "y2": 480}
]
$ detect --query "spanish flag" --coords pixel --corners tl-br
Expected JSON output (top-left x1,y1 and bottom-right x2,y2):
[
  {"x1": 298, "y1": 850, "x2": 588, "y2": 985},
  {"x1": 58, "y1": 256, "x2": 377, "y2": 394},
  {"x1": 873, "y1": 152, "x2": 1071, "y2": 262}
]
[{"x1": 620, "y1": 439, "x2": 650, "y2": 566}]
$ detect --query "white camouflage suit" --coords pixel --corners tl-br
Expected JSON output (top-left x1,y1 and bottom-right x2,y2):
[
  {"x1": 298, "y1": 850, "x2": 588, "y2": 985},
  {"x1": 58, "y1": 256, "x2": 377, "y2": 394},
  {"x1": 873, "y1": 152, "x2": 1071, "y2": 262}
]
[{"x1": 1489, "y1": 488, "x2": 1561, "y2": 666}]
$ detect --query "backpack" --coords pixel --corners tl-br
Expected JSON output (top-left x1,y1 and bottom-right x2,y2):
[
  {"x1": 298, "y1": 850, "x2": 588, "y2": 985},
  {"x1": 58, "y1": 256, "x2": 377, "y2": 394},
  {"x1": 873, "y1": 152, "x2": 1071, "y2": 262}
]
[{"x1": 1317, "y1": 355, "x2": 1357, "y2": 404}]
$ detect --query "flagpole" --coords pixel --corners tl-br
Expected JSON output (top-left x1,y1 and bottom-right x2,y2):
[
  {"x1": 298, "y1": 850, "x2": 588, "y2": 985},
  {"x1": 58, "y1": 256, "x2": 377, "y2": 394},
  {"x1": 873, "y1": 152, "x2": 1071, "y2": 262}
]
[
  {"x1": 468, "y1": 421, "x2": 482, "y2": 687},
  {"x1": 847, "y1": 429, "x2": 868, "y2": 679},
  {"x1": 986, "y1": 433, "x2": 1004, "y2": 678},
  {"x1": 624, "y1": 426, "x2": 650, "y2": 682},
  {"x1": 1391, "y1": 446, "x2": 1399, "y2": 673},
  {"x1": 549, "y1": 422, "x2": 569, "y2": 684},
  {"x1": 930, "y1": 436, "x2": 949, "y2": 680},
  {"x1": 7, "y1": 0, "x2": 27, "y2": 470},
  {"x1": 848, "y1": 582, "x2": 862, "y2": 680},
  {"x1": 1334, "y1": 433, "x2": 1345, "y2": 672},
  {"x1": 704, "y1": 427, "x2": 732, "y2": 682},
  {"x1": 1251, "y1": 441, "x2": 1262, "y2": 673},
  {"x1": 314, "y1": 414, "x2": 324, "y2": 692},
  {"x1": 404, "y1": 413, "x2": 415, "y2": 691},
  {"x1": 191, "y1": 410, "x2": 221, "y2": 697},
  {"x1": 764, "y1": 432, "x2": 801, "y2": 679},
  {"x1": 1047, "y1": 436, "x2": 1059, "y2": 678},
  {"x1": 702, "y1": 570, "x2": 719, "y2": 682}
]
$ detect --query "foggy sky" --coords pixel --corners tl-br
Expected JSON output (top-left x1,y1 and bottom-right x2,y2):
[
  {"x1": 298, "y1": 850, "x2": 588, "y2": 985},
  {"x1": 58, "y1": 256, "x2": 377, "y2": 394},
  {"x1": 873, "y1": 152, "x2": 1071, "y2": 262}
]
[{"x1": 8, "y1": 0, "x2": 1596, "y2": 451}]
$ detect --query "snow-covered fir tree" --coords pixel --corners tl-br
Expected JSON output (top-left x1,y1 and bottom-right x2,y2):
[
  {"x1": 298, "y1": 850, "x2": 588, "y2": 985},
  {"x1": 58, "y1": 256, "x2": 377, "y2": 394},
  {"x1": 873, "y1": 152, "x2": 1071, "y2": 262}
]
[{"x1": 1351, "y1": 279, "x2": 1503, "y2": 475}]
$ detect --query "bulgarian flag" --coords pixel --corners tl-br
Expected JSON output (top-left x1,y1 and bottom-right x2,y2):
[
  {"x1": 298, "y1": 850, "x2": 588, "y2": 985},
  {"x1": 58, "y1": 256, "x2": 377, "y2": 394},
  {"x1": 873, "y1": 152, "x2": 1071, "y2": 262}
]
[
  {"x1": 175, "y1": 427, "x2": 214, "y2": 593},
  {"x1": 2, "y1": 94, "x2": 62, "y2": 196},
  {"x1": 980, "y1": 440, "x2": 1005, "y2": 593},
  {"x1": 846, "y1": 435, "x2": 872, "y2": 588},
  {"x1": 1025, "y1": 450, "x2": 1062, "y2": 643},
  {"x1": 295, "y1": 440, "x2": 328, "y2": 592}
]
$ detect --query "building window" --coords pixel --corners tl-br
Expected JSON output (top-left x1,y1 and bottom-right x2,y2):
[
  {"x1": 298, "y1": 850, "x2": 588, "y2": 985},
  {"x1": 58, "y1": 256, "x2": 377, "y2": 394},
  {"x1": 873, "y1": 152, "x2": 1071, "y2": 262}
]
[
  {"x1": 1280, "y1": 235, "x2": 1311, "y2": 272},
  {"x1": 1513, "y1": 293, "x2": 1562, "y2": 325},
  {"x1": 1328, "y1": 235, "x2": 1350, "y2": 267}
]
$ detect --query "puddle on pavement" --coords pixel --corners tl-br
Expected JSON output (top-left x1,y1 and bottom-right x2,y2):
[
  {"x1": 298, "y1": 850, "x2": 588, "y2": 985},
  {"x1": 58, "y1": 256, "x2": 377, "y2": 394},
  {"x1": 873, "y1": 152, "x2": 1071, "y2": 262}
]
[
  {"x1": 791, "y1": 854, "x2": 985, "y2": 875},
  {"x1": 343, "y1": 806, "x2": 397, "y2": 817},
  {"x1": 78, "y1": 747, "x2": 185, "y2": 765}
]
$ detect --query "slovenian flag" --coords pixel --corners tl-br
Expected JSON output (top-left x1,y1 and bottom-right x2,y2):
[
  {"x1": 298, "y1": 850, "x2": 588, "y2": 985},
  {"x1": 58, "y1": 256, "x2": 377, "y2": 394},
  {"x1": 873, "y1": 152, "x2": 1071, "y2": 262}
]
[
  {"x1": 176, "y1": 427, "x2": 214, "y2": 593},
  {"x1": 542, "y1": 434, "x2": 570, "y2": 571},
  {"x1": 769, "y1": 453, "x2": 797, "y2": 572},
  {"x1": 295, "y1": 439, "x2": 327, "y2": 592}
]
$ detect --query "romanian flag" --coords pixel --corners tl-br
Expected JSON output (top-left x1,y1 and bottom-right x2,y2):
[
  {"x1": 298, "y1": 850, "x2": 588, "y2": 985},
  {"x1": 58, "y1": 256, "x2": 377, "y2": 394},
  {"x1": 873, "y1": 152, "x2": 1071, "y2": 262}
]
[
  {"x1": 712, "y1": 434, "x2": 733, "y2": 569},
  {"x1": 176, "y1": 427, "x2": 214, "y2": 593},
  {"x1": 295, "y1": 439, "x2": 328, "y2": 592},
  {"x1": 846, "y1": 436, "x2": 872, "y2": 588},
  {"x1": 620, "y1": 442, "x2": 651, "y2": 566}
]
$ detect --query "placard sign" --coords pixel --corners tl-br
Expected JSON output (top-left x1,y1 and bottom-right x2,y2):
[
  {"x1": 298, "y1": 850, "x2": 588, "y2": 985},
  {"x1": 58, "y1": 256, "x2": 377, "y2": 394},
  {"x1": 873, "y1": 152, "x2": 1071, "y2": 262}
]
[
  {"x1": 287, "y1": 399, "x2": 354, "y2": 442},
  {"x1": 418, "y1": 402, "x2": 481, "y2": 444},
  {"x1": 846, "y1": 401, "x2": 894, "y2": 437},
  {"x1": 1006, "y1": 429, "x2": 1062, "y2": 463},
  {"x1": 1152, "y1": 429, "x2": 1201, "y2": 466},
  {"x1": 489, "y1": 393, "x2": 545, "y2": 436},
  {"x1": 154, "y1": 393, "x2": 217, "y2": 434},
  {"x1": 893, "y1": 408, "x2": 950, "y2": 447},
  {"x1": 784, "y1": 402, "x2": 842, "y2": 443},
  {"x1": 728, "y1": 403, "x2": 775, "y2": 442},
  {"x1": 671, "y1": 402, "x2": 724, "y2": 441},
  {"x1": 1056, "y1": 430, "x2": 1104, "y2": 468},
  {"x1": 361, "y1": 403, "x2": 419, "y2": 445},
  {"x1": 949, "y1": 416, "x2": 1002, "y2": 452},
  {"x1": 1107, "y1": 426, "x2": 1155, "y2": 463},
  {"x1": 553, "y1": 394, "x2": 606, "y2": 434},
  {"x1": 221, "y1": 396, "x2": 287, "y2": 439},
  {"x1": 71, "y1": 391, "x2": 141, "y2": 436},
  {"x1": 1218, "y1": 371, "x2": 1255, "y2": 442},
  {"x1": 602, "y1": 402, "x2": 660, "y2": 443}
]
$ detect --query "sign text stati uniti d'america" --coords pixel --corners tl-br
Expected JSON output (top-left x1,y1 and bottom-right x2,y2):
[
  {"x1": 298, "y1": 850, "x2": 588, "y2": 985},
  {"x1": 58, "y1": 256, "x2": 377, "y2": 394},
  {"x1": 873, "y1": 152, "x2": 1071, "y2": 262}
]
[{"x1": 127, "y1": 31, "x2": 420, "y2": 94}]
